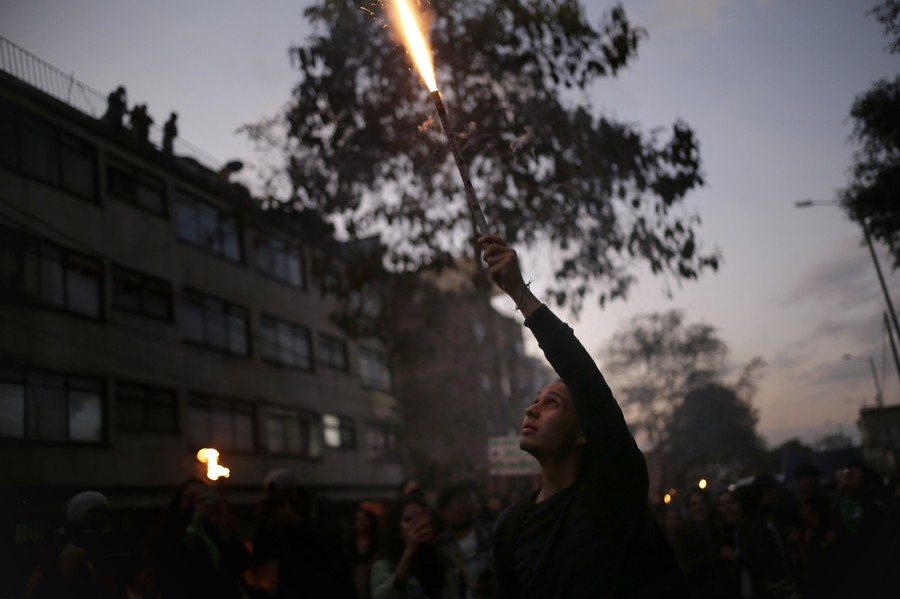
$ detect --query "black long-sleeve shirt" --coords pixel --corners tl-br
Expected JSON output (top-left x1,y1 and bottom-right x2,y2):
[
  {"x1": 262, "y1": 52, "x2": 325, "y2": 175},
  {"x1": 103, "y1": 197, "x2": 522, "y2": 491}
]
[{"x1": 493, "y1": 305, "x2": 683, "y2": 598}]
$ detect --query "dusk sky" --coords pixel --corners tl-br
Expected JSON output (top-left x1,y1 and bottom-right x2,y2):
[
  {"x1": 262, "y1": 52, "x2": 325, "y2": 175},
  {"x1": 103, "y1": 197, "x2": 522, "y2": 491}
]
[{"x1": 3, "y1": 0, "x2": 898, "y2": 448}]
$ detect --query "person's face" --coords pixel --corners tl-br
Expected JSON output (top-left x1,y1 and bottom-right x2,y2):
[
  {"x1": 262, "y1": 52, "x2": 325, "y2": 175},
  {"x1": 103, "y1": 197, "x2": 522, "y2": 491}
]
[
  {"x1": 717, "y1": 492, "x2": 742, "y2": 524},
  {"x1": 180, "y1": 482, "x2": 205, "y2": 514},
  {"x1": 399, "y1": 502, "x2": 430, "y2": 540},
  {"x1": 520, "y1": 381, "x2": 584, "y2": 456},
  {"x1": 354, "y1": 510, "x2": 373, "y2": 535},
  {"x1": 440, "y1": 494, "x2": 473, "y2": 529},
  {"x1": 688, "y1": 494, "x2": 710, "y2": 523},
  {"x1": 664, "y1": 509, "x2": 683, "y2": 534}
]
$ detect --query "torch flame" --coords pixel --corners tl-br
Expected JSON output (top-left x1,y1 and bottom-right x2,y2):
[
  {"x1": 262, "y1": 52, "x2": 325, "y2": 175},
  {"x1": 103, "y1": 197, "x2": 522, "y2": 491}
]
[
  {"x1": 196, "y1": 447, "x2": 230, "y2": 481},
  {"x1": 387, "y1": 0, "x2": 438, "y2": 92}
]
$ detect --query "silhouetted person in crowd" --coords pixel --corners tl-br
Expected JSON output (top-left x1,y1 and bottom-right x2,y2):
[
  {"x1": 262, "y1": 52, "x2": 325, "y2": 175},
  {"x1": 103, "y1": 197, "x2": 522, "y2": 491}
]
[
  {"x1": 436, "y1": 482, "x2": 495, "y2": 598},
  {"x1": 481, "y1": 234, "x2": 685, "y2": 598},
  {"x1": 251, "y1": 468, "x2": 356, "y2": 598},
  {"x1": 149, "y1": 479, "x2": 250, "y2": 599},
  {"x1": 398, "y1": 476, "x2": 425, "y2": 500},
  {"x1": 798, "y1": 492, "x2": 841, "y2": 597},
  {"x1": 102, "y1": 86, "x2": 127, "y2": 130},
  {"x1": 673, "y1": 488, "x2": 733, "y2": 598},
  {"x1": 349, "y1": 507, "x2": 380, "y2": 599},
  {"x1": 25, "y1": 490, "x2": 128, "y2": 599},
  {"x1": 163, "y1": 111, "x2": 178, "y2": 154},
  {"x1": 717, "y1": 486, "x2": 796, "y2": 599},
  {"x1": 129, "y1": 103, "x2": 153, "y2": 145},
  {"x1": 372, "y1": 495, "x2": 456, "y2": 599},
  {"x1": 793, "y1": 463, "x2": 821, "y2": 502}
]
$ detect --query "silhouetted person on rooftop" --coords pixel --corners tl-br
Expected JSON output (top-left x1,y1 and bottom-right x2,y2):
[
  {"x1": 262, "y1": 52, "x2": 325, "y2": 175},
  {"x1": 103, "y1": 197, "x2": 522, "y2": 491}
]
[
  {"x1": 102, "y1": 86, "x2": 127, "y2": 130},
  {"x1": 163, "y1": 112, "x2": 178, "y2": 154},
  {"x1": 129, "y1": 103, "x2": 153, "y2": 146}
]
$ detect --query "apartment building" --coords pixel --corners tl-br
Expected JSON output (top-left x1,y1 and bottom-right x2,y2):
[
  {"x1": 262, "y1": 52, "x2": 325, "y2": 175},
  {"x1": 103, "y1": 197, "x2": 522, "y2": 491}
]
[{"x1": 0, "y1": 47, "x2": 404, "y2": 520}]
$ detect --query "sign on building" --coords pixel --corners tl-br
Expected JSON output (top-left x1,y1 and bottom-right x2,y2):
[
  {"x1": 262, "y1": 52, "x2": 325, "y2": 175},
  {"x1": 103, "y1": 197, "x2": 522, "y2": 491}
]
[{"x1": 488, "y1": 435, "x2": 540, "y2": 476}]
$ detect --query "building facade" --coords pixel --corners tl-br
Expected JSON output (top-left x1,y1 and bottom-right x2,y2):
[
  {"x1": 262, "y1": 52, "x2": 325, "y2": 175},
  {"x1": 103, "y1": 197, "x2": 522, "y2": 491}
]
[{"x1": 0, "y1": 60, "x2": 404, "y2": 521}]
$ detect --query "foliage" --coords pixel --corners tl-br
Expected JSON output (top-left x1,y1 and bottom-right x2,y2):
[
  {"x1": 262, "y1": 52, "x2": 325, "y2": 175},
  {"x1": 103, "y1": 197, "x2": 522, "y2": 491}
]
[
  {"x1": 602, "y1": 309, "x2": 728, "y2": 448},
  {"x1": 244, "y1": 0, "x2": 718, "y2": 314},
  {"x1": 664, "y1": 382, "x2": 765, "y2": 478},
  {"x1": 841, "y1": 1, "x2": 900, "y2": 268}
]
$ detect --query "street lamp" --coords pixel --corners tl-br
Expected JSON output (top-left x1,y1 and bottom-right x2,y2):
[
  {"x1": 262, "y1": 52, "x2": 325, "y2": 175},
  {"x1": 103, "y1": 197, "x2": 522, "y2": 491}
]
[
  {"x1": 796, "y1": 199, "x2": 900, "y2": 394},
  {"x1": 842, "y1": 354, "x2": 884, "y2": 408}
]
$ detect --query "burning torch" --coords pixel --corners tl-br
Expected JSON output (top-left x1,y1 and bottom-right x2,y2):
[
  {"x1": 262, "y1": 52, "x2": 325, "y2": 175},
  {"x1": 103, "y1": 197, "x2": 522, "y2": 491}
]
[{"x1": 388, "y1": 0, "x2": 490, "y2": 235}]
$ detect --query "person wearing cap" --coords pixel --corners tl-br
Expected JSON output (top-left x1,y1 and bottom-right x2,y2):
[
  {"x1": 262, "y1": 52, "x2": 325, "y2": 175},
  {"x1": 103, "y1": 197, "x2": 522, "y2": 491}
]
[{"x1": 24, "y1": 490, "x2": 127, "y2": 599}]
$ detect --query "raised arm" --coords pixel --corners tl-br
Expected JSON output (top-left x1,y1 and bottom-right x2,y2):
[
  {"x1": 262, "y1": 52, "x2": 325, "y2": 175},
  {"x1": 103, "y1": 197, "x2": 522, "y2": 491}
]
[{"x1": 480, "y1": 235, "x2": 646, "y2": 491}]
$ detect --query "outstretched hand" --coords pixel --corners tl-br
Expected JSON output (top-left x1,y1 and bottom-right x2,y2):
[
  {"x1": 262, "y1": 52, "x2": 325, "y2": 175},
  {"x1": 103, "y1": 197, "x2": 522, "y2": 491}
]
[{"x1": 479, "y1": 234, "x2": 542, "y2": 317}]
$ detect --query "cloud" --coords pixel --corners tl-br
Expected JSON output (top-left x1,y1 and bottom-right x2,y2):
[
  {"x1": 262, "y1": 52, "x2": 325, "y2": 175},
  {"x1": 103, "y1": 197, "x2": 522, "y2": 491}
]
[
  {"x1": 782, "y1": 245, "x2": 883, "y2": 311},
  {"x1": 641, "y1": 0, "x2": 776, "y2": 33}
]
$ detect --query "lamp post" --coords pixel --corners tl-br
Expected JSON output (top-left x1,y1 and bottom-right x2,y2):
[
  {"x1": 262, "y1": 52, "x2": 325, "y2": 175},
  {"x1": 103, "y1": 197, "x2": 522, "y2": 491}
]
[
  {"x1": 795, "y1": 199, "x2": 900, "y2": 394},
  {"x1": 842, "y1": 353, "x2": 884, "y2": 408}
]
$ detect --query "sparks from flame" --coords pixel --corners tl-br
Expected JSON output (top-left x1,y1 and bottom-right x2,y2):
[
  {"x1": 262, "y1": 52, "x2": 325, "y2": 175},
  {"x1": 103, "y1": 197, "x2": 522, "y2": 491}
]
[
  {"x1": 386, "y1": 0, "x2": 438, "y2": 92},
  {"x1": 196, "y1": 447, "x2": 231, "y2": 481}
]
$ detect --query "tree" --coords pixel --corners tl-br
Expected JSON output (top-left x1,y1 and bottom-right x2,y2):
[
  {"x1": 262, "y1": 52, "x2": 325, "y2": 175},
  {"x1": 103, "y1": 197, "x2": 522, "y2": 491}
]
[
  {"x1": 664, "y1": 382, "x2": 765, "y2": 482},
  {"x1": 244, "y1": 0, "x2": 719, "y2": 315},
  {"x1": 841, "y1": 0, "x2": 900, "y2": 268},
  {"x1": 602, "y1": 310, "x2": 728, "y2": 449}
]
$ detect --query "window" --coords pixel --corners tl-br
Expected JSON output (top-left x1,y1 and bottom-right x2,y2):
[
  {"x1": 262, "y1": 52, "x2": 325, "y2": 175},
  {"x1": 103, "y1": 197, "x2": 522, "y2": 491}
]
[
  {"x1": 322, "y1": 413, "x2": 356, "y2": 450},
  {"x1": 0, "y1": 226, "x2": 102, "y2": 318},
  {"x1": 107, "y1": 160, "x2": 166, "y2": 215},
  {"x1": 266, "y1": 406, "x2": 322, "y2": 458},
  {"x1": 116, "y1": 381, "x2": 177, "y2": 433},
  {"x1": 260, "y1": 315, "x2": 312, "y2": 370},
  {"x1": 255, "y1": 235, "x2": 305, "y2": 288},
  {"x1": 186, "y1": 394, "x2": 255, "y2": 452},
  {"x1": 367, "y1": 422, "x2": 399, "y2": 462},
  {"x1": 358, "y1": 347, "x2": 391, "y2": 390},
  {"x1": 181, "y1": 289, "x2": 249, "y2": 355},
  {"x1": 175, "y1": 190, "x2": 242, "y2": 262},
  {"x1": 318, "y1": 334, "x2": 348, "y2": 371},
  {"x1": 111, "y1": 265, "x2": 173, "y2": 321},
  {"x1": 0, "y1": 104, "x2": 97, "y2": 199},
  {"x1": 0, "y1": 366, "x2": 104, "y2": 443}
]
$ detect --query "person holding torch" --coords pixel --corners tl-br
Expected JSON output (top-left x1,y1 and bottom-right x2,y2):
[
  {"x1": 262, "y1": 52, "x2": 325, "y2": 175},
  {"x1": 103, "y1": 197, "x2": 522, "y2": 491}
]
[{"x1": 480, "y1": 235, "x2": 686, "y2": 598}]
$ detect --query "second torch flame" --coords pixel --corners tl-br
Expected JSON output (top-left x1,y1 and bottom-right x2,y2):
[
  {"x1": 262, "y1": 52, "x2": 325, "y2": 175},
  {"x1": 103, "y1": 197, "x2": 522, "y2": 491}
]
[{"x1": 386, "y1": 0, "x2": 490, "y2": 235}]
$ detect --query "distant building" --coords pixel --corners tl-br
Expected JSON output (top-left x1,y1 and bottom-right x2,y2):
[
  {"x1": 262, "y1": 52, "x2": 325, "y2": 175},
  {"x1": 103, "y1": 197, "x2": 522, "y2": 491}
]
[
  {"x1": 858, "y1": 404, "x2": 900, "y2": 478},
  {"x1": 0, "y1": 41, "x2": 404, "y2": 529},
  {"x1": 388, "y1": 257, "x2": 554, "y2": 489}
]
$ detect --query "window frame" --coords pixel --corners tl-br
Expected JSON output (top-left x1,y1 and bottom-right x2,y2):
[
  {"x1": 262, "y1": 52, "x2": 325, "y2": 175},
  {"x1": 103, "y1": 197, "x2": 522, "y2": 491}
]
[
  {"x1": 174, "y1": 189, "x2": 243, "y2": 263},
  {"x1": 0, "y1": 100, "x2": 98, "y2": 201},
  {"x1": 259, "y1": 313, "x2": 313, "y2": 371},
  {"x1": 322, "y1": 413, "x2": 356, "y2": 450},
  {"x1": 0, "y1": 226, "x2": 104, "y2": 320},
  {"x1": 106, "y1": 158, "x2": 167, "y2": 217},
  {"x1": 254, "y1": 234, "x2": 306, "y2": 290},
  {"x1": 366, "y1": 421, "x2": 401, "y2": 463},
  {"x1": 186, "y1": 393, "x2": 257, "y2": 454},
  {"x1": 265, "y1": 405, "x2": 322, "y2": 459},
  {"x1": 111, "y1": 264, "x2": 174, "y2": 322},
  {"x1": 358, "y1": 346, "x2": 392, "y2": 391},
  {"x1": 180, "y1": 288, "x2": 250, "y2": 356},
  {"x1": 0, "y1": 365, "x2": 106, "y2": 445},
  {"x1": 317, "y1": 334, "x2": 349, "y2": 372},
  {"x1": 115, "y1": 380, "x2": 179, "y2": 434}
]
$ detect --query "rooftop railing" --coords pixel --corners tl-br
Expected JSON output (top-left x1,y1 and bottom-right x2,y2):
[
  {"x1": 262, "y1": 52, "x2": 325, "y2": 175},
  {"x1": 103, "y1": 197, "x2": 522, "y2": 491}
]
[{"x1": 0, "y1": 35, "x2": 226, "y2": 173}]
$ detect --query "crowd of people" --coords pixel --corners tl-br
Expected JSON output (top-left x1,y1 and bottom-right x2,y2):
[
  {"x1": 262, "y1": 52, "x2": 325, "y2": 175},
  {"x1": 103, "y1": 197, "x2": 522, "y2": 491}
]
[
  {"x1": 101, "y1": 85, "x2": 177, "y2": 153},
  {"x1": 659, "y1": 463, "x2": 900, "y2": 598},
  {"x1": 17, "y1": 235, "x2": 900, "y2": 598}
]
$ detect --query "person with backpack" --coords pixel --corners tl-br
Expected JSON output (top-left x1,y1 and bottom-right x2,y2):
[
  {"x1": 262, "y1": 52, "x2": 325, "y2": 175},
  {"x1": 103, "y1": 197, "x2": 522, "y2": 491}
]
[{"x1": 480, "y1": 234, "x2": 686, "y2": 599}]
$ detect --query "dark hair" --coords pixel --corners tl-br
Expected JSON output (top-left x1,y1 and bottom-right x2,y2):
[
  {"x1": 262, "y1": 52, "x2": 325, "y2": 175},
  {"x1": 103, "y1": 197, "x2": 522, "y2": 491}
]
[
  {"x1": 379, "y1": 495, "x2": 444, "y2": 597},
  {"x1": 437, "y1": 482, "x2": 471, "y2": 510},
  {"x1": 795, "y1": 463, "x2": 820, "y2": 479}
]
